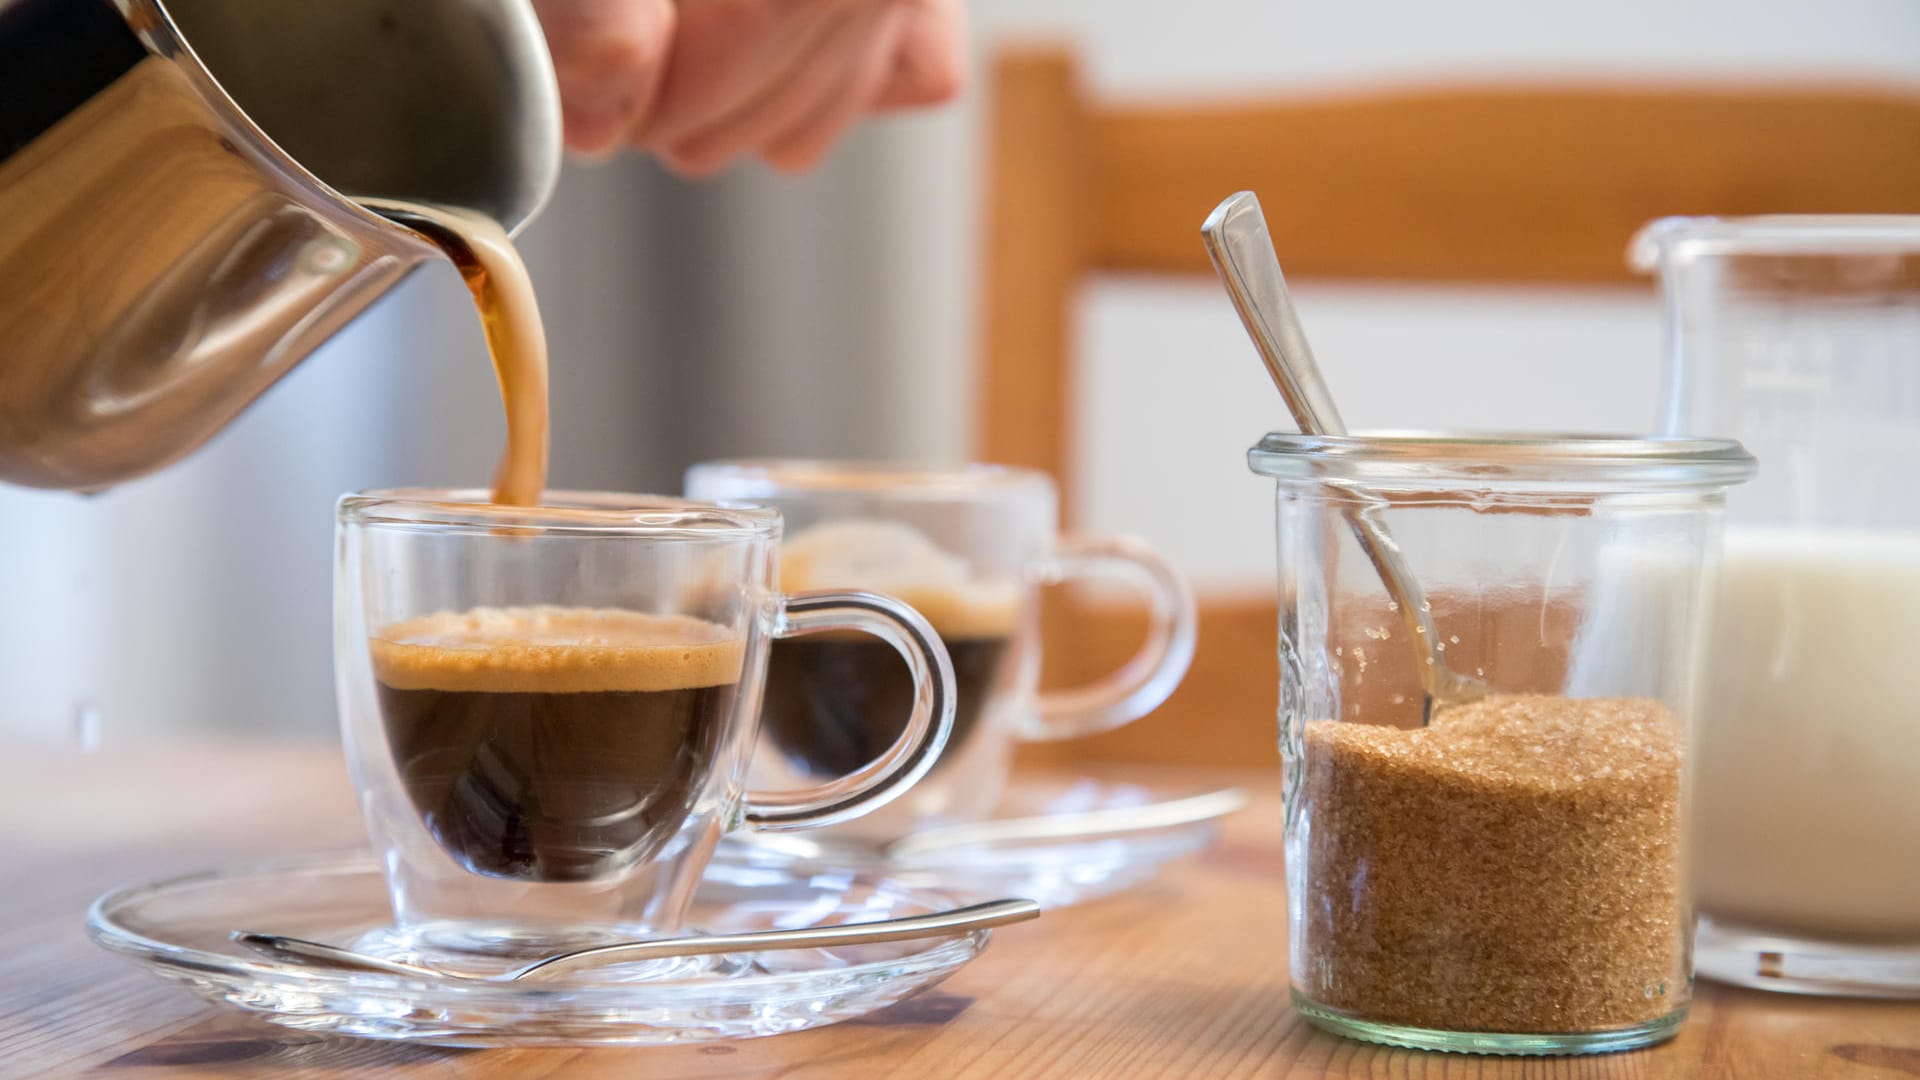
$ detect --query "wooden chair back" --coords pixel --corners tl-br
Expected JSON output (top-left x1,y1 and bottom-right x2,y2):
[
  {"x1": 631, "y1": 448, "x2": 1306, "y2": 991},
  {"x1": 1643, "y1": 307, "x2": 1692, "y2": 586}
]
[{"x1": 977, "y1": 46, "x2": 1920, "y2": 766}]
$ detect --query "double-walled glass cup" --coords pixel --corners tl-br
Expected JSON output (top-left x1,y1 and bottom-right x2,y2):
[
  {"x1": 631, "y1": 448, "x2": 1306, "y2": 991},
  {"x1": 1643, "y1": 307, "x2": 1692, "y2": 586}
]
[
  {"x1": 685, "y1": 461, "x2": 1197, "y2": 841},
  {"x1": 335, "y1": 490, "x2": 955, "y2": 962},
  {"x1": 1249, "y1": 433, "x2": 1754, "y2": 1055},
  {"x1": 1639, "y1": 215, "x2": 1920, "y2": 996}
]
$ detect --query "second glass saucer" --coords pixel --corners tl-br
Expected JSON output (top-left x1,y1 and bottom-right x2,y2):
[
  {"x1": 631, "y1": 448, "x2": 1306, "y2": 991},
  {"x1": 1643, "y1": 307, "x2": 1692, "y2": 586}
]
[
  {"x1": 724, "y1": 777, "x2": 1244, "y2": 908},
  {"x1": 88, "y1": 850, "x2": 994, "y2": 1046}
]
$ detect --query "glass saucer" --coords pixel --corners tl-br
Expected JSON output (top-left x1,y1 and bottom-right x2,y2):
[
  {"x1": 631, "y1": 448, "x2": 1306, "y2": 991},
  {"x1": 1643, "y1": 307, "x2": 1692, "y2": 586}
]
[
  {"x1": 724, "y1": 778, "x2": 1242, "y2": 908},
  {"x1": 87, "y1": 850, "x2": 991, "y2": 1046}
]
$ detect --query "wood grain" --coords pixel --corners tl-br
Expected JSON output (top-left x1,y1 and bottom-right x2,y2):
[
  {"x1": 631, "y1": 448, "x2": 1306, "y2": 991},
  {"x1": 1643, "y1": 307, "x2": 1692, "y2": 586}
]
[
  {"x1": 3, "y1": 746, "x2": 1913, "y2": 1078},
  {"x1": 1091, "y1": 82, "x2": 1920, "y2": 284}
]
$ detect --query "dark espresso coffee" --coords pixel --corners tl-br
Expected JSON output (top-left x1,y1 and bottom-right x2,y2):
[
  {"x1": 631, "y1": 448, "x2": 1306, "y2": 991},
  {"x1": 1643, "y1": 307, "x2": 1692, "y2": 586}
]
[
  {"x1": 371, "y1": 607, "x2": 744, "y2": 882},
  {"x1": 761, "y1": 587, "x2": 1019, "y2": 778}
]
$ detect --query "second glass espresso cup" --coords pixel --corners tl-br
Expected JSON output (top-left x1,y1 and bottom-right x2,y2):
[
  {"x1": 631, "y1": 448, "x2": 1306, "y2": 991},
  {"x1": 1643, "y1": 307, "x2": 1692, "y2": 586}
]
[
  {"x1": 335, "y1": 490, "x2": 955, "y2": 956},
  {"x1": 685, "y1": 461, "x2": 1197, "y2": 840}
]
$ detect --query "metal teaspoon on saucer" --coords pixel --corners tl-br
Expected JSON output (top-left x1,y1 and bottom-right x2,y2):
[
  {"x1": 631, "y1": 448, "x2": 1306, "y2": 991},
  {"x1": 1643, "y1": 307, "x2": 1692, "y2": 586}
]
[{"x1": 234, "y1": 898, "x2": 1040, "y2": 983}]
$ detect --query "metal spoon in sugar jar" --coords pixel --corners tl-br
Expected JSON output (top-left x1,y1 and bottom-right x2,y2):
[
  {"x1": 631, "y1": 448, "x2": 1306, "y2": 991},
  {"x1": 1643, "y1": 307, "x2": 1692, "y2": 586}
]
[{"x1": 1200, "y1": 190, "x2": 1487, "y2": 724}]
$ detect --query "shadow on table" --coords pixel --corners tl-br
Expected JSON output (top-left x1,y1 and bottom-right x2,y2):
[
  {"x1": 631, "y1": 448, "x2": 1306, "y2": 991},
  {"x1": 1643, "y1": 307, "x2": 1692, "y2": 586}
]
[
  {"x1": 98, "y1": 1014, "x2": 467, "y2": 1074},
  {"x1": 90, "y1": 993, "x2": 980, "y2": 1076}
]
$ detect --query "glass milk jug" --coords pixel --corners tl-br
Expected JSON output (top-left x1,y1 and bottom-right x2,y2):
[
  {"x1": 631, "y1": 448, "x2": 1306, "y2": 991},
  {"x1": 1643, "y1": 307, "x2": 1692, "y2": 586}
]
[{"x1": 1636, "y1": 216, "x2": 1920, "y2": 997}]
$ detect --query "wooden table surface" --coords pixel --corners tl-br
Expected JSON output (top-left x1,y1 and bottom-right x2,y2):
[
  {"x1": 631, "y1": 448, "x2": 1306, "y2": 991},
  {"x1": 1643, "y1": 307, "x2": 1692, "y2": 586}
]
[{"x1": 1, "y1": 746, "x2": 1914, "y2": 1079}]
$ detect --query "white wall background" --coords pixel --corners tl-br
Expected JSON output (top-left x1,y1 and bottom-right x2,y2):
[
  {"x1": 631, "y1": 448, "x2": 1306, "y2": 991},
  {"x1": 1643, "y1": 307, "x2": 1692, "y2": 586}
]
[{"x1": 2, "y1": 0, "x2": 1916, "y2": 744}]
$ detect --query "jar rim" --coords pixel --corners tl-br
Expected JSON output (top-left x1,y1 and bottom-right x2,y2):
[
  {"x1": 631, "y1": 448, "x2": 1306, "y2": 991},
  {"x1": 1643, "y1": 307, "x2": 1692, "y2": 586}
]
[
  {"x1": 1247, "y1": 431, "x2": 1756, "y2": 489},
  {"x1": 338, "y1": 488, "x2": 780, "y2": 537},
  {"x1": 1631, "y1": 215, "x2": 1920, "y2": 268}
]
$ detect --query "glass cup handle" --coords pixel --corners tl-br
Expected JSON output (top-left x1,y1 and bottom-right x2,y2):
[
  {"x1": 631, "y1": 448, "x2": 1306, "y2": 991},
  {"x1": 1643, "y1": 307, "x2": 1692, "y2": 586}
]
[
  {"x1": 742, "y1": 591, "x2": 957, "y2": 832},
  {"x1": 1027, "y1": 535, "x2": 1198, "y2": 741}
]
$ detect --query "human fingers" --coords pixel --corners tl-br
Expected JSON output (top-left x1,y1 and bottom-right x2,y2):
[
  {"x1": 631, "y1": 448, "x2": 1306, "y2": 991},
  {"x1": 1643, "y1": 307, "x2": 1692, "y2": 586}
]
[
  {"x1": 631, "y1": 0, "x2": 840, "y2": 151},
  {"x1": 534, "y1": 0, "x2": 676, "y2": 156},
  {"x1": 758, "y1": 3, "x2": 909, "y2": 172},
  {"x1": 873, "y1": 0, "x2": 965, "y2": 110},
  {"x1": 659, "y1": 4, "x2": 894, "y2": 176}
]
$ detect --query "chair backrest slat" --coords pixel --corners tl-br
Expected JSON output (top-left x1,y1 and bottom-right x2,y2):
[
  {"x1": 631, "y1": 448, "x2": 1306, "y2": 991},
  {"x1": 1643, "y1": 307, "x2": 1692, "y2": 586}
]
[{"x1": 978, "y1": 46, "x2": 1920, "y2": 766}]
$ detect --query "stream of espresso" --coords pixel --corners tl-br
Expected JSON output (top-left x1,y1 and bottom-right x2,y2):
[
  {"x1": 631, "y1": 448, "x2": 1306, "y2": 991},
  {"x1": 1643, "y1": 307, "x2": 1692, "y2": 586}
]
[{"x1": 365, "y1": 200, "x2": 549, "y2": 506}]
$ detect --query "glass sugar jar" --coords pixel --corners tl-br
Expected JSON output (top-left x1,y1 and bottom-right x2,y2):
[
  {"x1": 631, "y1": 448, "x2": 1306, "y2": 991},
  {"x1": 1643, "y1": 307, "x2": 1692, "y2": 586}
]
[{"x1": 1249, "y1": 432, "x2": 1754, "y2": 1054}]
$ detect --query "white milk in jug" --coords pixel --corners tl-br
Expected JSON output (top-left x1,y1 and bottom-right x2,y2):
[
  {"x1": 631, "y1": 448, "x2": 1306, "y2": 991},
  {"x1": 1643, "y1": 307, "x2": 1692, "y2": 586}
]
[{"x1": 1693, "y1": 527, "x2": 1920, "y2": 940}]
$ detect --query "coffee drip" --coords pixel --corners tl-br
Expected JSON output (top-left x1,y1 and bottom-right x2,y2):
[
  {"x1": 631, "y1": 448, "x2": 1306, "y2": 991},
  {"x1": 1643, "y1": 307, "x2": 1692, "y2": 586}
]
[{"x1": 365, "y1": 201, "x2": 550, "y2": 506}]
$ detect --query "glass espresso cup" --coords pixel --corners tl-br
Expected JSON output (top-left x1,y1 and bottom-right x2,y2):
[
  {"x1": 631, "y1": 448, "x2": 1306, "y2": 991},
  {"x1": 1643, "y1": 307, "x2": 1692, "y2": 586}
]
[
  {"x1": 335, "y1": 490, "x2": 955, "y2": 960},
  {"x1": 685, "y1": 461, "x2": 1197, "y2": 841}
]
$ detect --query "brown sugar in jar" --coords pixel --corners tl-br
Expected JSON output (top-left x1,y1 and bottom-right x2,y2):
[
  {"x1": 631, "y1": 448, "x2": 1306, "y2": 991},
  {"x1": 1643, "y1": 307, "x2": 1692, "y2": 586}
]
[{"x1": 1297, "y1": 694, "x2": 1685, "y2": 1035}]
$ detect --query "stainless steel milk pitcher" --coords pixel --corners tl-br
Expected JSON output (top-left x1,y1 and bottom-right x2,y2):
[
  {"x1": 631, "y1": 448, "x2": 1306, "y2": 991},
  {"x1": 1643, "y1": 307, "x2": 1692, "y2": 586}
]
[{"x1": 0, "y1": 0, "x2": 561, "y2": 490}]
